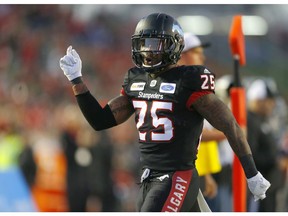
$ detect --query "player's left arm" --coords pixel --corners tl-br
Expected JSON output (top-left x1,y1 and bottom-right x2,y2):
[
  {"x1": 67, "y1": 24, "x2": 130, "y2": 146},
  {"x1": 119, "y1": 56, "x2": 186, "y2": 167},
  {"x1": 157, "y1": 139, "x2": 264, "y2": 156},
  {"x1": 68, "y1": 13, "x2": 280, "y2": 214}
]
[
  {"x1": 192, "y1": 93, "x2": 251, "y2": 159},
  {"x1": 192, "y1": 93, "x2": 271, "y2": 200}
]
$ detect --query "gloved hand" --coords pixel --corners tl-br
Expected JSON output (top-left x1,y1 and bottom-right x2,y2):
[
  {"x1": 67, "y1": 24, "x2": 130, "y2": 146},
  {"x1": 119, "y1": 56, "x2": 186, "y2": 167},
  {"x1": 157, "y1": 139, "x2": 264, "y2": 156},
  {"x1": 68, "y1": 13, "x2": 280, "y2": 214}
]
[
  {"x1": 247, "y1": 171, "x2": 271, "y2": 201},
  {"x1": 59, "y1": 46, "x2": 82, "y2": 81}
]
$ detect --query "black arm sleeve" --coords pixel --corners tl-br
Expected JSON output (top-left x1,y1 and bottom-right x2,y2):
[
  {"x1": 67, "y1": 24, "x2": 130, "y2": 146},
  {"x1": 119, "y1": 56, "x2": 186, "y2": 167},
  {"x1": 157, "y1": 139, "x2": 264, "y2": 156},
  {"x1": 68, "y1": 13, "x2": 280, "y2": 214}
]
[{"x1": 75, "y1": 91, "x2": 117, "y2": 131}]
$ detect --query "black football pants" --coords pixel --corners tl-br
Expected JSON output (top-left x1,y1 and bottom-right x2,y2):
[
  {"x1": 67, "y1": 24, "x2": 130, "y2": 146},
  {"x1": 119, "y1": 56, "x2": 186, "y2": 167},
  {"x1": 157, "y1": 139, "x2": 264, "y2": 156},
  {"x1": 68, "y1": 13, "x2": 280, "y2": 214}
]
[{"x1": 136, "y1": 168, "x2": 200, "y2": 212}]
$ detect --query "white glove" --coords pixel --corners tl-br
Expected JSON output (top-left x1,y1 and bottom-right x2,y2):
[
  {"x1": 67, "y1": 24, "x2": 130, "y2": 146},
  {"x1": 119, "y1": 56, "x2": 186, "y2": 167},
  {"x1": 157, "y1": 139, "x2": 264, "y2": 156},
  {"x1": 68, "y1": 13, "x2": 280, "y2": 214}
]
[
  {"x1": 59, "y1": 46, "x2": 82, "y2": 81},
  {"x1": 247, "y1": 171, "x2": 271, "y2": 201}
]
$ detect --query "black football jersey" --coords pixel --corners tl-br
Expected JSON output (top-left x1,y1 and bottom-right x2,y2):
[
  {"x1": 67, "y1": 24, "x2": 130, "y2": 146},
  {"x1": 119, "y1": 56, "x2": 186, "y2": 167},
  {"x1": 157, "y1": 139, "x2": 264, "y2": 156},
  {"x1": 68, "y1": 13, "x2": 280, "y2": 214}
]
[{"x1": 122, "y1": 65, "x2": 215, "y2": 171}]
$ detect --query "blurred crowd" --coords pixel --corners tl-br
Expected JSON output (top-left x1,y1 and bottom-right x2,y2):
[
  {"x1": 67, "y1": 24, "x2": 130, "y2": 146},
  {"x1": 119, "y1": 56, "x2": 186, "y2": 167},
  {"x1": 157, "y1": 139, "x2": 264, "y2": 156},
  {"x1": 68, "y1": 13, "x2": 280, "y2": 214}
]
[
  {"x1": 0, "y1": 5, "x2": 287, "y2": 212},
  {"x1": 0, "y1": 5, "x2": 140, "y2": 212}
]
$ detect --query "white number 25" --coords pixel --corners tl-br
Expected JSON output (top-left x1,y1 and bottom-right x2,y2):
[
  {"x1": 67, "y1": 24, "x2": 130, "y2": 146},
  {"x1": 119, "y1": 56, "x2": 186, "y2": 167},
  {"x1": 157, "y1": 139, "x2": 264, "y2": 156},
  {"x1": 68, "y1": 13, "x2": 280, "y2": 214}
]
[
  {"x1": 132, "y1": 100, "x2": 174, "y2": 142},
  {"x1": 201, "y1": 74, "x2": 215, "y2": 90}
]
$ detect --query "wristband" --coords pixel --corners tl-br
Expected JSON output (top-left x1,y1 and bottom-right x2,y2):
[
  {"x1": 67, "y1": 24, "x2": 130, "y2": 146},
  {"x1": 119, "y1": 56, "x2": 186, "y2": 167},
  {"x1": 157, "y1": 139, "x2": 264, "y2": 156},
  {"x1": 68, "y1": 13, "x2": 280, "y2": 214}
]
[
  {"x1": 71, "y1": 77, "x2": 83, "y2": 85},
  {"x1": 239, "y1": 154, "x2": 258, "y2": 178}
]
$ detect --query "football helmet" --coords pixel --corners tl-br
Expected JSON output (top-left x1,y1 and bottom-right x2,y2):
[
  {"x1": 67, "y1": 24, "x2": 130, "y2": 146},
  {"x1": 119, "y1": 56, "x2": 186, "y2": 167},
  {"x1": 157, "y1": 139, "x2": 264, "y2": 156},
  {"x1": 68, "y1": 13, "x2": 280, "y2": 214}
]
[{"x1": 132, "y1": 13, "x2": 184, "y2": 73}]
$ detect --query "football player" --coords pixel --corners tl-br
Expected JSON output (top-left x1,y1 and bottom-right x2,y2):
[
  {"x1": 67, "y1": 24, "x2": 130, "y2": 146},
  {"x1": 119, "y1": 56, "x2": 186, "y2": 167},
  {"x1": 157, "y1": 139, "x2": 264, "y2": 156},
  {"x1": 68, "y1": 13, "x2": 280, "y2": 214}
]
[{"x1": 59, "y1": 13, "x2": 270, "y2": 212}]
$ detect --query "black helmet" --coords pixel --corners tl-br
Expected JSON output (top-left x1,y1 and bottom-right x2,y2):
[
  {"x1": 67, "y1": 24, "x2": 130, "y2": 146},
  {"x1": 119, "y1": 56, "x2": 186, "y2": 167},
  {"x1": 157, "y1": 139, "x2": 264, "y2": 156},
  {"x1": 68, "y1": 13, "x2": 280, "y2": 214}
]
[{"x1": 132, "y1": 13, "x2": 184, "y2": 73}]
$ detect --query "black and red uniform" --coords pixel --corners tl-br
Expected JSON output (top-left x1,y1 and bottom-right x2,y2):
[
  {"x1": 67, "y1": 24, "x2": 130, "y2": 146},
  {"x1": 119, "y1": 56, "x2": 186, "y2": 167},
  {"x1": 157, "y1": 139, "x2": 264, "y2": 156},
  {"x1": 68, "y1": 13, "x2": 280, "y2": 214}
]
[{"x1": 121, "y1": 65, "x2": 215, "y2": 212}]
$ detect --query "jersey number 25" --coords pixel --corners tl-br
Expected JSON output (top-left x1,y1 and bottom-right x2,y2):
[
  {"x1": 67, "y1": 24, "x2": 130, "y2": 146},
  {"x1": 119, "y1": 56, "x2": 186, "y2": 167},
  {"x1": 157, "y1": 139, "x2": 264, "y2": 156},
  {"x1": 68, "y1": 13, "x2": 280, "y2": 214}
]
[
  {"x1": 201, "y1": 74, "x2": 215, "y2": 90},
  {"x1": 132, "y1": 100, "x2": 174, "y2": 142}
]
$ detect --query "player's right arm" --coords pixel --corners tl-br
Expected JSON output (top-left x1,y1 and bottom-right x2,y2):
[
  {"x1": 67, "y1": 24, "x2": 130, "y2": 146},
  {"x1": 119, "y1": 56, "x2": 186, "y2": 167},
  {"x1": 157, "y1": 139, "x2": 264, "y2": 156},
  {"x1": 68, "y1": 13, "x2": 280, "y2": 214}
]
[{"x1": 59, "y1": 46, "x2": 134, "y2": 131}]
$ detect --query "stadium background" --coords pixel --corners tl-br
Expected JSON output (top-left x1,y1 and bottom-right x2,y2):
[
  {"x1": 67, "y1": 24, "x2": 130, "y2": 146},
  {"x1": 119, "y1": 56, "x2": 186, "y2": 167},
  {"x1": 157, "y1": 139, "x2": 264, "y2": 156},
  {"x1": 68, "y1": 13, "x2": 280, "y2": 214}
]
[{"x1": 0, "y1": 5, "x2": 287, "y2": 212}]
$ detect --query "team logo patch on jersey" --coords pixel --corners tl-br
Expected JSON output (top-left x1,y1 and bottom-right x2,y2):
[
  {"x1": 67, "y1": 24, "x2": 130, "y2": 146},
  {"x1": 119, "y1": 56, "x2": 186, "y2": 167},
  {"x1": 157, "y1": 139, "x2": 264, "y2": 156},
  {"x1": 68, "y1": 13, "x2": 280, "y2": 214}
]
[
  {"x1": 159, "y1": 83, "x2": 176, "y2": 94},
  {"x1": 130, "y1": 82, "x2": 146, "y2": 91},
  {"x1": 150, "y1": 80, "x2": 157, "y2": 87},
  {"x1": 204, "y1": 68, "x2": 210, "y2": 74}
]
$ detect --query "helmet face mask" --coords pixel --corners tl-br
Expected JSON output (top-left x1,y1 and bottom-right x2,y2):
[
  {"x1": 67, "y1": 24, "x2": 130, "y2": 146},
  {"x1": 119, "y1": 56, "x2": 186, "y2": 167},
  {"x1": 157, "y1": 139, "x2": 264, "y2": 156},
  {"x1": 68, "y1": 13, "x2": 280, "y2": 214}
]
[{"x1": 132, "y1": 13, "x2": 184, "y2": 73}]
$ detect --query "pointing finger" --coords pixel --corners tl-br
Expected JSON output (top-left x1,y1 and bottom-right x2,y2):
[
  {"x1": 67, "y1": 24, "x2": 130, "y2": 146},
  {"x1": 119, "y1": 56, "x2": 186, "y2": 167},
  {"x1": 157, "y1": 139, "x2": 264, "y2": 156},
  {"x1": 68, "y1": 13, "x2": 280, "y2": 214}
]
[{"x1": 66, "y1": 45, "x2": 72, "y2": 55}]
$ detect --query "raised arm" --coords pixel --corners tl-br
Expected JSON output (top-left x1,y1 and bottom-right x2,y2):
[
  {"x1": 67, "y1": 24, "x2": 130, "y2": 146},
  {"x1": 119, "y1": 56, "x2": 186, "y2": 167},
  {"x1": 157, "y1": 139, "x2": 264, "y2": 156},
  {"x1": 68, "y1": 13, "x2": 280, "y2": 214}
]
[
  {"x1": 59, "y1": 46, "x2": 134, "y2": 131},
  {"x1": 192, "y1": 93, "x2": 271, "y2": 201}
]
